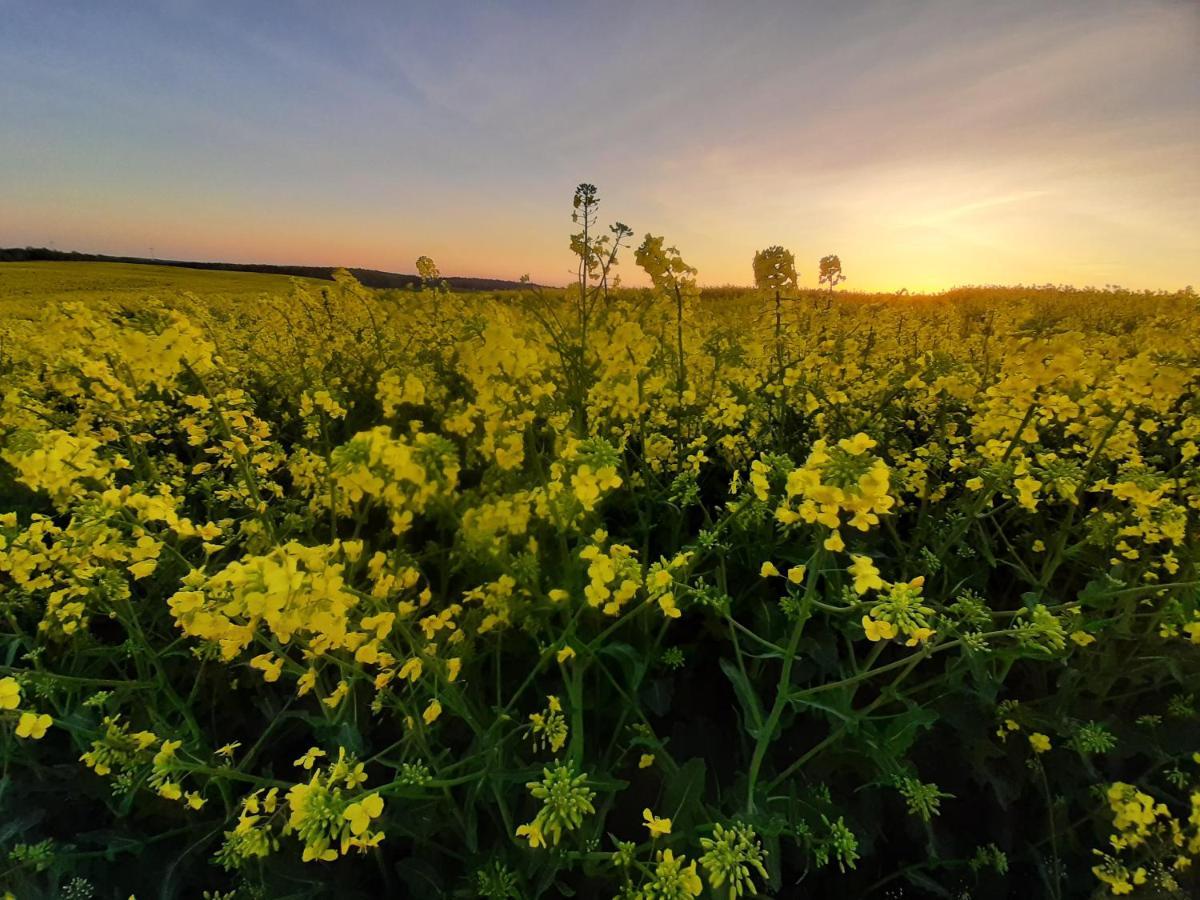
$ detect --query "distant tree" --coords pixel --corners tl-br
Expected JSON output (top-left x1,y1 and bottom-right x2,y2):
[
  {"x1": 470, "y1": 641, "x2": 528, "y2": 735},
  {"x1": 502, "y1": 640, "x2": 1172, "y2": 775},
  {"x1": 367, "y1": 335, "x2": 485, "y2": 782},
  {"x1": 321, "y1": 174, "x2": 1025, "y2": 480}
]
[
  {"x1": 570, "y1": 183, "x2": 632, "y2": 304},
  {"x1": 818, "y1": 254, "x2": 846, "y2": 294},
  {"x1": 753, "y1": 246, "x2": 798, "y2": 295},
  {"x1": 531, "y1": 183, "x2": 634, "y2": 432},
  {"x1": 416, "y1": 255, "x2": 440, "y2": 285},
  {"x1": 753, "y1": 245, "x2": 799, "y2": 395},
  {"x1": 636, "y1": 234, "x2": 697, "y2": 416}
]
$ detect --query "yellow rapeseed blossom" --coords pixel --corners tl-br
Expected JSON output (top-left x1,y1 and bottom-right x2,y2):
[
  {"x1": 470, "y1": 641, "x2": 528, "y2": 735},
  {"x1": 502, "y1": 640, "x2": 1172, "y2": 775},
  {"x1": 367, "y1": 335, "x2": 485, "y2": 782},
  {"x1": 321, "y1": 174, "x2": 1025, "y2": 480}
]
[
  {"x1": 16, "y1": 712, "x2": 52, "y2": 740},
  {"x1": 0, "y1": 678, "x2": 20, "y2": 710},
  {"x1": 848, "y1": 555, "x2": 885, "y2": 594},
  {"x1": 643, "y1": 808, "x2": 673, "y2": 838},
  {"x1": 423, "y1": 699, "x2": 443, "y2": 725}
]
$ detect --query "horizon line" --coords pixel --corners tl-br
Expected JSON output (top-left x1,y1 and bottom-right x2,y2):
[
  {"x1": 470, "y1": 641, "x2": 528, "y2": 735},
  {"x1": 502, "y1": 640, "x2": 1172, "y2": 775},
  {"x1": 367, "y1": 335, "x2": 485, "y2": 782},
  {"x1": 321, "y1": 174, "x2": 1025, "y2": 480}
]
[{"x1": 3, "y1": 245, "x2": 1195, "y2": 297}]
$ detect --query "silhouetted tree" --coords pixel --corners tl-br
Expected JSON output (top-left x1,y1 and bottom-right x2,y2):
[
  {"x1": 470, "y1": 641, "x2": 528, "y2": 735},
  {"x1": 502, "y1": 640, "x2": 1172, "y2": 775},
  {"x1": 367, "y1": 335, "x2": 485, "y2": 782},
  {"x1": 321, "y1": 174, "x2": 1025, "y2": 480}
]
[
  {"x1": 416, "y1": 255, "x2": 440, "y2": 285},
  {"x1": 753, "y1": 246, "x2": 798, "y2": 296},
  {"x1": 818, "y1": 254, "x2": 846, "y2": 294},
  {"x1": 636, "y1": 234, "x2": 697, "y2": 423},
  {"x1": 753, "y1": 245, "x2": 799, "y2": 405},
  {"x1": 557, "y1": 184, "x2": 633, "y2": 429}
]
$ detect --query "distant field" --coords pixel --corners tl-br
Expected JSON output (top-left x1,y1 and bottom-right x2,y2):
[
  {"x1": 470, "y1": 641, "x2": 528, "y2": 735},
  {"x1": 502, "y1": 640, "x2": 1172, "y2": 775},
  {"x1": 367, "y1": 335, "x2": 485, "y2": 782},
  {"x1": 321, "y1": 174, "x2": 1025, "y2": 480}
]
[
  {"x1": 0, "y1": 261, "x2": 323, "y2": 309},
  {"x1": 0, "y1": 249, "x2": 536, "y2": 292}
]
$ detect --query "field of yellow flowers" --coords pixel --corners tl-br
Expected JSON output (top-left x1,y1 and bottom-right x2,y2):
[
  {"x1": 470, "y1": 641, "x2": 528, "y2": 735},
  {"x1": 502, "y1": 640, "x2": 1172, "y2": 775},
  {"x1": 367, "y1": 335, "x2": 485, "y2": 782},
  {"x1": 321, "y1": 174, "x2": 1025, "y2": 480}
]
[{"x1": 1, "y1": 202, "x2": 1198, "y2": 898}]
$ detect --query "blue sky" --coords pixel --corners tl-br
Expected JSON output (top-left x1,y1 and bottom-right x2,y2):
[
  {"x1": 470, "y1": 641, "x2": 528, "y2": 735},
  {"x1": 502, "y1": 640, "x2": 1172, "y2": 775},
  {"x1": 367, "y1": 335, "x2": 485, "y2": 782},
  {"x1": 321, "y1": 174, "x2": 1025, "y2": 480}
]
[{"x1": 2, "y1": 0, "x2": 1197, "y2": 289}]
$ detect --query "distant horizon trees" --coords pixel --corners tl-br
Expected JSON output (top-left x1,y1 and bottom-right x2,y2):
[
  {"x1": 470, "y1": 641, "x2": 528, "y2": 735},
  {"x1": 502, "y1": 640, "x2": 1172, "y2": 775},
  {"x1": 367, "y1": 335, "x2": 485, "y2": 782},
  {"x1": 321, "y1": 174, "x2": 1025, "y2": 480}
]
[
  {"x1": 415, "y1": 255, "x2": 440, "y2": 284},
  {"x1": 819, "y1": 254, "x2": 846, "y2": 293}
]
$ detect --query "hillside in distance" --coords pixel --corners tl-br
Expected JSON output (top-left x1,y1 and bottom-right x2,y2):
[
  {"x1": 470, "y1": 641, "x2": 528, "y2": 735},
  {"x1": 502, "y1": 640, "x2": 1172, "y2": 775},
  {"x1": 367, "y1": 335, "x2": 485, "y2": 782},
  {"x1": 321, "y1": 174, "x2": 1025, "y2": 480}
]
[{"x1": 0, "y1": 246, "x2": 536, "y2": 292}]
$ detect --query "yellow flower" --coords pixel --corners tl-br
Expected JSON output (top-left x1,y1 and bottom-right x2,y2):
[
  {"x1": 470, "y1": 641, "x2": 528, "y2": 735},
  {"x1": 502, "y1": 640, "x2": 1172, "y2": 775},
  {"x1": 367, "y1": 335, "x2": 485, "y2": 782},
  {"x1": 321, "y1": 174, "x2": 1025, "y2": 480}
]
[
  {"x1": 323, "y1": 680, "x2": 349, "y2": 708},
  {"x1": 654, "y1": 849, "x2": 702, "y2": 895},
  {"x1": 0, "y1": 677, "x2": 20, "y2": 711},
  {"x1": 343, "y1": 793, "x2": 384, "y2": 836},
  {"x1": 1070, "y1": 630, "x2": 1096, "y2": 647},
  {"x1": 838, "y1": 432, "x2": 877, "y2": 455},
  {"x1": 398, "y1": 658, "x2": 423, "y2": 682},
  {"x1": 557, "y1": 645, "x2": 577, "y2": 663},
  {"x1": 786, "y1": 565, "x2": 807, "y2": 585},
  {"x1": 128, "y1": 559, "x2": 157, "y2": 580},
  {"x1": 643, "y1": 808, "x2": 672, "y2": 838},
  {"x1": 904, "y1": 626, "x2": 935, "y2": 646},
  {"x1": 1029, "y1": 732, "x2": 1051, "y2": 754},
  {"x1": 848, "y1": 555, "x2": 885, "y2": 594},
  {"x1": 154, "y1": 739, "x2": 181, "y2": 767},
  {"x1": 516, "y1": 820, "x2": 546, "y2": 849},
  {"x1": 295, "y1": 747, "x2": 326, "y2": 770},
  {"x1": 15, "y1": 711, "x2": 52, "y2": 740},
  {"x1": 250, "y1": 653, "x2": 284, "y2": 683},
  {"x1": 1013, "y1": 475, "x2": 1042, "y2": 511},
  {"x1": 862, "y1": 615, "x2": 896, "y2": 642},
  {"x1": 302, "y1": 845, "x2": 338, "y2": 863},
  {"x1": 824, "y1": 530, "x2": 845, "y2": 552},
  {"x1": 638, "y1": 753, "x2": 655, "y2": 769},
  {"x1": 423, "y1": 698, "x2": 442, "y2": 725},
  {"x1": 759, "y1": 561, "x2": 781, "y2": 578}
]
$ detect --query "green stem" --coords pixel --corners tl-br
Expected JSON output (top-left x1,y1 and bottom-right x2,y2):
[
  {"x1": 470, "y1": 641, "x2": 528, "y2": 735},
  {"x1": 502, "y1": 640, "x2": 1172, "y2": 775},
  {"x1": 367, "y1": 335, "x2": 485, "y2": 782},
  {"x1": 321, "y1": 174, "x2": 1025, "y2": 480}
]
[{"x1": 745, "y1": 550, "x2": 821, "y2": 812}]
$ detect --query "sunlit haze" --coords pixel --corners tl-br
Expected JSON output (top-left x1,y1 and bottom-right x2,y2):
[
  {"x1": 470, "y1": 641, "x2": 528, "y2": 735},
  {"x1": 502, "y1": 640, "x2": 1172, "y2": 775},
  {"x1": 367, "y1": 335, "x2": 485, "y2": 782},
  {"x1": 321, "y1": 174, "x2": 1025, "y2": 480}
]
[{"x1": 2, "y1": 0, "x2": 1197, "y2": 290}]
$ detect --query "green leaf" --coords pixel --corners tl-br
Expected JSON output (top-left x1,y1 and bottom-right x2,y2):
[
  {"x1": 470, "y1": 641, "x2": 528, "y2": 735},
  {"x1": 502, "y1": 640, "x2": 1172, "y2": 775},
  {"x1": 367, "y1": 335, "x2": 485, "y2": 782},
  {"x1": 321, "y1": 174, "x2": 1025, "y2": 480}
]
[
  {"x1": 664, "y1": 757, "x2": 707, "y2": 826},
  {"x1": 720, "y1": 657, "x2": 764, "y2": 738},
  {"x1": 903, "y1": 868, "x2": 954, "y2": 897},
  {"x1": 597, "y1": 641, "x2": 647, "y2": 685},
  {"x1": 641, "y1": 677, "x2": 674, "y2": 717},
  {"x1": 394, "y1": 857, "x2": 446, "y2": 899},
  {"x1": 791, "y1": 693, "x2": 857, "y2": 726},
  {"x1": 1078, "y1": 577, "x2": 1119, "y2": 609}
]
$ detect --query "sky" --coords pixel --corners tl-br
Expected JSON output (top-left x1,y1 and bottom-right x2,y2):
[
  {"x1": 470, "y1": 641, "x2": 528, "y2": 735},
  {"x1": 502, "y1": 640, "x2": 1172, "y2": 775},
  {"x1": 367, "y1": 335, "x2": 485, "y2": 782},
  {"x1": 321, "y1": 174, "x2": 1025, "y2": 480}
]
[{"x1": 1, "y1": 0, "x2": 1197, "y2": 291}]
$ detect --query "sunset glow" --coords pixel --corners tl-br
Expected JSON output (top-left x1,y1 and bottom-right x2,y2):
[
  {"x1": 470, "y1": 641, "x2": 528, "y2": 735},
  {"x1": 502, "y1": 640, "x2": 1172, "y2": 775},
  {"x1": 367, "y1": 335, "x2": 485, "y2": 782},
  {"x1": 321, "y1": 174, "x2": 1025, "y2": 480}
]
[{"x1": 2, "y1": 0, "x2": 1197, "y2": 290}]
